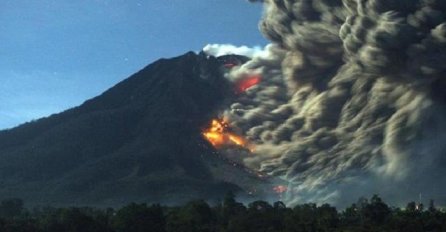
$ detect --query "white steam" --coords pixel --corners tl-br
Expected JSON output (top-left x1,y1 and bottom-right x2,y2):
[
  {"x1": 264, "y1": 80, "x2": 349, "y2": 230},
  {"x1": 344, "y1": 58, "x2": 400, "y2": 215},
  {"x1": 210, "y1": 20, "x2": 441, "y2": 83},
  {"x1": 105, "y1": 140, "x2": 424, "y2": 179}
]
[{"x1": 203, "y1": 44, "x2": 268, "y2": 58}]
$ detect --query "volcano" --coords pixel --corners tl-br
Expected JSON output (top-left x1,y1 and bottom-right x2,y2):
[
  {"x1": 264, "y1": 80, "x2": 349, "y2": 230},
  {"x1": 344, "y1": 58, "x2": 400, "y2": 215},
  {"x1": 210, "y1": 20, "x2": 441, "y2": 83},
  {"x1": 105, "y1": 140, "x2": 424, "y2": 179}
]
[{"x1": 0, "y1": 52, "x2": 268, "y2": 207}]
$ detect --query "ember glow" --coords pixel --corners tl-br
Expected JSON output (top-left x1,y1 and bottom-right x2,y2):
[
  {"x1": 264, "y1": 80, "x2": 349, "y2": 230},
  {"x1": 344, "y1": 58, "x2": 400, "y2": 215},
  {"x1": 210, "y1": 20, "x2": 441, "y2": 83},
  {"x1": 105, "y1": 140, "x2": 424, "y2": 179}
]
[
  {"x1": 235, "y1": 74, "x2": 262, "y2": 93},
  {"x1": 202, "y1": 118, "x2": 251, "y2": 150},
  {"x1": 224, "y1": 63, "x2": 238, "y2": 69}
]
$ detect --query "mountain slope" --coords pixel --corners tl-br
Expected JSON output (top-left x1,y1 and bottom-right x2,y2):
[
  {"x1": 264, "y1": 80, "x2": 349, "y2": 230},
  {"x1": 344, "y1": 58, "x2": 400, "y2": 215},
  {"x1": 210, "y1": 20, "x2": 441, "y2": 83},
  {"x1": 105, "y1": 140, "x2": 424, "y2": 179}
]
[{"x1": 0, "y1": 52, "x2": 263, "y2": 207}]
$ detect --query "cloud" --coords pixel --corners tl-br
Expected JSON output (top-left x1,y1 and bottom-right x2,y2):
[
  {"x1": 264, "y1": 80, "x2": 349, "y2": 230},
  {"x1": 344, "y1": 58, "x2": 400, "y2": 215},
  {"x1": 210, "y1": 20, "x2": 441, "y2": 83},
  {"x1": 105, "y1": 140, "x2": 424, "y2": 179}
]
[
  {"x1": 203, "y1": 44, "x2": 268, "y2": 58},
  {"x1": 224, "y1": 0, "x2": 446, "y2": 206}
]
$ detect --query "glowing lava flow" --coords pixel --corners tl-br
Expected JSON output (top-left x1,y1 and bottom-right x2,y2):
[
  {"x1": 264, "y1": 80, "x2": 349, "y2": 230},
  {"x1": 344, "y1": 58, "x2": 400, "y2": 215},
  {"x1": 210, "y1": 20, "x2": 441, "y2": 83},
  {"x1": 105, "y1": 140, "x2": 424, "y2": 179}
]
[
  {"x1": 202, "y1": 71, "x2": 262, "y2": 150},
  {"x1": 202, "y1": 119, "x2": 251, "y2": 150},
  {"x1": 235, "y1": 74, "x2": 262, "y2": 94}
]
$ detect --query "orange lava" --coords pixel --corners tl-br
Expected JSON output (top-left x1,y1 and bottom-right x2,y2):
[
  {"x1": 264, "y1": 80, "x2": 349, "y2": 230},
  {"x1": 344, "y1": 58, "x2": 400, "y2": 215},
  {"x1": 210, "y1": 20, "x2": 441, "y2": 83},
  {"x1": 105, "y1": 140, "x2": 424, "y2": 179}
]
[
  {"x1": 235, "y1": 74, "x2": 262, "y2": 93},
  {"x1": 202, "y1": 119, "x2": 250, "y2": 149}
]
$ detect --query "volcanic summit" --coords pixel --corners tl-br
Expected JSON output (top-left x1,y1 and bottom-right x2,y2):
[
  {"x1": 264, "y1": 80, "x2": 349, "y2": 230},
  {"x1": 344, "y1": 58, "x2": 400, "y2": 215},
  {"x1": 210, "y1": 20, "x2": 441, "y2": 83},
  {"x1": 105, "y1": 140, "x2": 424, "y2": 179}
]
[{"x1": 0, "y1": 52, "x2": 269, "y2": 207}]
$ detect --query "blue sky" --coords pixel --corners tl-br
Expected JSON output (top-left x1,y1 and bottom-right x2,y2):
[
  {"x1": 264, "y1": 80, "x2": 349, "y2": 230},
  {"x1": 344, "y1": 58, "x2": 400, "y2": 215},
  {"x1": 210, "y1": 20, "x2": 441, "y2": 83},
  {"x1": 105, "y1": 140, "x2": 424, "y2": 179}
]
[{"x1": 0, "y1": 0, "x2": 267, "y2": 129}]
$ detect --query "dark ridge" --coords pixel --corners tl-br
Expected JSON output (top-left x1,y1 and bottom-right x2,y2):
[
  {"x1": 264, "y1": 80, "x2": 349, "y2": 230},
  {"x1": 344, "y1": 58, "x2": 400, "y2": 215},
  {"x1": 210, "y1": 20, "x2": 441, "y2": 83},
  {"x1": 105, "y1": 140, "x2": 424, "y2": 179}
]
[{"x1": 0, "y1": 52, "x2": 266, "y2": 207}]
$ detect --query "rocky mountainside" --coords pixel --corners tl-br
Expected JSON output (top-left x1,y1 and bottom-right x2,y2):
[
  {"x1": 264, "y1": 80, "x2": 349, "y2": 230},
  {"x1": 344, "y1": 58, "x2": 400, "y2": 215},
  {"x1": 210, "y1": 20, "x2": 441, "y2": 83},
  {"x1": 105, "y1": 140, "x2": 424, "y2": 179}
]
[{"x1": 0, "y1": 52, "x2": 267, "y2": 207}]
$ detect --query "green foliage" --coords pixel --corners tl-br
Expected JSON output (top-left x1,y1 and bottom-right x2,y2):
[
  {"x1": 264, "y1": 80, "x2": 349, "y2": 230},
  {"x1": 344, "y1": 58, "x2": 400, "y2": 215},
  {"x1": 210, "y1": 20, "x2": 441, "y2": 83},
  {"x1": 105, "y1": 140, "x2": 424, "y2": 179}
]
[
  {"x1": 113, "y1": 203, "x2": 165, "y2": 232},
  {"x1": 166, "y1": 200, "x2": 215, "y2": 232},
  {"x1": 1, "y1": 195, "x2": 446, "y2": 232},
  {"x1": 36, "y1": 207, "x2": 111, "y2": 232},
  {"x1": 0, "y1": 198, "x2": 24, "y2": 218}
]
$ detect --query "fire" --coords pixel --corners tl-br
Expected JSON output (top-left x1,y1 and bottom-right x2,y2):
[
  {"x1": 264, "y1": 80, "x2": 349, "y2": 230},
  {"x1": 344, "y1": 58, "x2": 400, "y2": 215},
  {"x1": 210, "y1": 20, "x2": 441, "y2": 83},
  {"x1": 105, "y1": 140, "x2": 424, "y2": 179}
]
[
  {"x1": 202, "y1": 119, "x2": 227, "y2": 147},
  {"x1": 235, "y1": 74, "x2": 262, "y2": 93},
  {"x1": 201, "y1": 71, "x2": 261, "y2": 151},
  {"x1": 202, "y1": 118, "x2": 250, "y2": 149},
  {"x1": 228, "y1": 134, "x2": 245, "y2": 146}
]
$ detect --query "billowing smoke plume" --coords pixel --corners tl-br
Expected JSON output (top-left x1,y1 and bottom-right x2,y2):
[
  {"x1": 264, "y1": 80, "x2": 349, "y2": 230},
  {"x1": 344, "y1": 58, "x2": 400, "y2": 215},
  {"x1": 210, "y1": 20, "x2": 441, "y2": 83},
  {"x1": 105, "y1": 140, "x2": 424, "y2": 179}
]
[{"x1": 224, "y1": 0, "x2": 446, "y2": 206}]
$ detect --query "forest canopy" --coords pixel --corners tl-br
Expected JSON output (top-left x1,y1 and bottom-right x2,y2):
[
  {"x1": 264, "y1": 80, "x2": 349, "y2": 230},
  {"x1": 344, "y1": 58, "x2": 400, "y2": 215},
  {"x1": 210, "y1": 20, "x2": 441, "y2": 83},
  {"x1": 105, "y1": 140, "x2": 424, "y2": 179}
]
[{"x1": 0, "y1": 194, "x2": 445, "y2": 232}]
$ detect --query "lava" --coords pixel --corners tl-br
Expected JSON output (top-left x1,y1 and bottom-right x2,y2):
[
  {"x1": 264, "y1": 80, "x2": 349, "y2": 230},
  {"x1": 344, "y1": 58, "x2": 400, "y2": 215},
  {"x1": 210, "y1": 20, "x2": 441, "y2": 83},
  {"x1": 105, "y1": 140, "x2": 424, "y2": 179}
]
[
  {"x1": 235, "y1": 74, "x2": 262, "y2": 94},
  {"x1": 202, "y1": 118, "x2": 251, "y2": 150},
  {"x1": 201, "y1": 70, "x2": 261, "y2": 152}
]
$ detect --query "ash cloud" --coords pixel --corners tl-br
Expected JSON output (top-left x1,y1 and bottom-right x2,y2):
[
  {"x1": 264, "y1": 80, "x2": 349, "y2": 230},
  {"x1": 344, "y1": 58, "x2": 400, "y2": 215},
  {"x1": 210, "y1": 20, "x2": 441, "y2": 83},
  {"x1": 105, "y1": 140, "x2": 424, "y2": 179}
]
[{"x1": 225, "y1": 0, "x2": 446, "y2": 206}]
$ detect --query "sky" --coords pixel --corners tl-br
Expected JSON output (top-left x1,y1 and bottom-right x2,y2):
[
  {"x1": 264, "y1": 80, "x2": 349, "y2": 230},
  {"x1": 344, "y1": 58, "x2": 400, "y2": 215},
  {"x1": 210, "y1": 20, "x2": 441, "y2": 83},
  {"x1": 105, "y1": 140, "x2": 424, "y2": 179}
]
[{"x1": 0, "y1": 0, "x2": 267, "y2": 130}]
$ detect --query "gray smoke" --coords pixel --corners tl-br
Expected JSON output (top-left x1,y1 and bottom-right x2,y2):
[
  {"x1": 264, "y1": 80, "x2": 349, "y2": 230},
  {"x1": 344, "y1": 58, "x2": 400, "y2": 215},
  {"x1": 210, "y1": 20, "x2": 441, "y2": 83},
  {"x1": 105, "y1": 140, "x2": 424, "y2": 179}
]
[{"x1": 226, "y1": 0, "x2": 446, "y2": 206}]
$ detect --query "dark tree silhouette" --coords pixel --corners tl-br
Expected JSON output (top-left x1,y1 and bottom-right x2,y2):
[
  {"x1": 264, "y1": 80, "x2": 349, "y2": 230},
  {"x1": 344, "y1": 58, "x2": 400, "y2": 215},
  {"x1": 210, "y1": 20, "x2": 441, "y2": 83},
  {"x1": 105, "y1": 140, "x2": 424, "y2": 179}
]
[
  {"x1": 1, "y1": 195, "x2": 446, "y2": 232},
  {"x1": 0, "y1": 198, "x2": 24, "y2": 218},
  {"x1": 113, "y1": 203, "x2": 165, "y2": 232}
]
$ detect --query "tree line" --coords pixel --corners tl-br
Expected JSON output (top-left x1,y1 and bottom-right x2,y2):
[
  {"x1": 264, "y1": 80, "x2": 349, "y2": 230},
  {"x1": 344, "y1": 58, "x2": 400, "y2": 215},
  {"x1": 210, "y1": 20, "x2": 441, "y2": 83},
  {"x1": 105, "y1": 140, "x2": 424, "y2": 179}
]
[{"x1": 0, "y1": 193, "x2": 445, "y2": 232}]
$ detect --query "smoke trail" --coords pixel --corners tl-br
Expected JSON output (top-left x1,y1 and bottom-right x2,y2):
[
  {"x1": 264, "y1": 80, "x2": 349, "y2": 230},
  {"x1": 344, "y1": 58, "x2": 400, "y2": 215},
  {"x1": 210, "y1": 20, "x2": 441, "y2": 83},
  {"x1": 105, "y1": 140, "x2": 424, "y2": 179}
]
[{"x1": 226, "y1": 0, "x2": 446, "y2": 206}]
